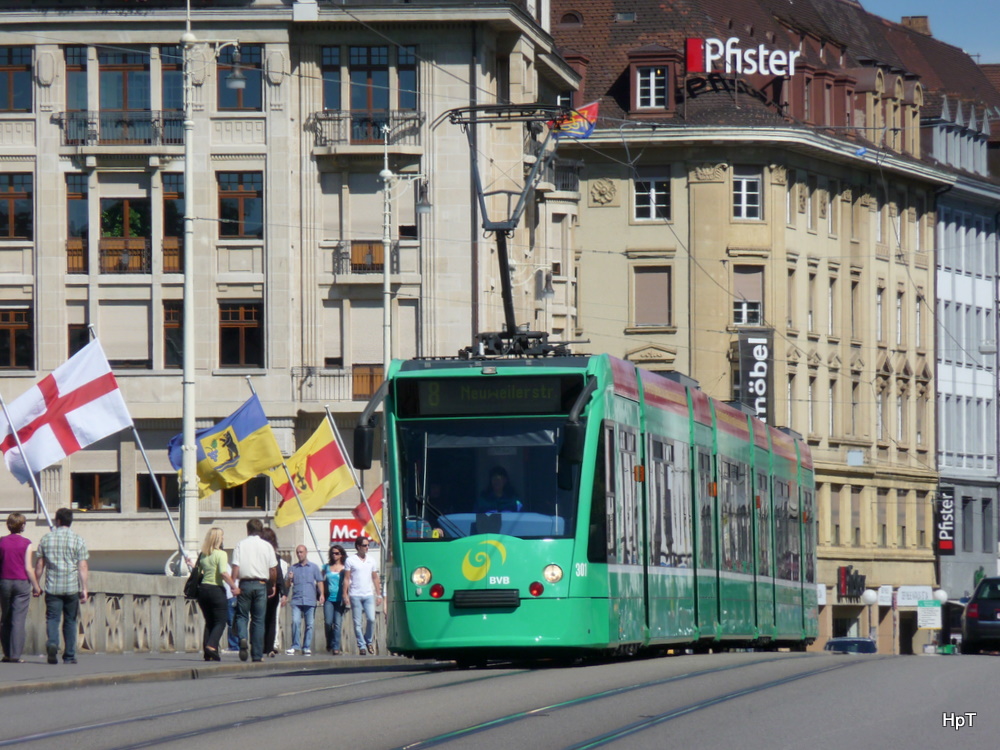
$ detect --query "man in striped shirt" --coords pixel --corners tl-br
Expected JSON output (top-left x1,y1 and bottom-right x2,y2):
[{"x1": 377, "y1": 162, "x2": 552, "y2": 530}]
[{"x1": 35, "y1": 508, "x2": 89, "y2": 665}]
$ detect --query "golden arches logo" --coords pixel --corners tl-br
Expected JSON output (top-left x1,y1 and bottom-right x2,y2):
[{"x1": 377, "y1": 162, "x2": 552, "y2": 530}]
[{"x1": 461, "y1": 540, "x2": 507, "y2": 581}]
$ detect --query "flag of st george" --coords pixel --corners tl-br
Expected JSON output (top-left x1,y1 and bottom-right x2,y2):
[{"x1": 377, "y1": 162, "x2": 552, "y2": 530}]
[
  {"x1": 0, "y1": 340, "x2": 133, "y2": 484},
  {"x1": 167, "y1": 394, "x2": 282, "y2": 499},
  {"x1": 352, "y1": 484, "x2": 384, "y2": 540},
  {"x1": 268, "y1": 419, "x2": 354, "y2": 527}
]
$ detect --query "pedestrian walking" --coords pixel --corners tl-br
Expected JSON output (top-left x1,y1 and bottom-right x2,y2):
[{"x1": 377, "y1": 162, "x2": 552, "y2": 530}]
[
  {"x1": 285, "y1": 545, "x2": 323, "y2": 655},
  {"x1": 259, "y1": 527, "x2": 287, "y2": 657},
  {"x1": 192, "y1": 527, "x2": 240, "y2": 661},
  {"x1": 0, "y1": 513, "x2": 41, "y2": 663},
  {"x1": 35, "y1": 508, "x2": 89, "y2": 665},
  {"x1": 322, "y1": 544, "x2": 347, "y2": 654},
  {"x1": 231, "y1": 519, "x2": 277, "y2": 663},
  {"x1": 342, "y1": 536, "x2": 381, "y2": 654}
]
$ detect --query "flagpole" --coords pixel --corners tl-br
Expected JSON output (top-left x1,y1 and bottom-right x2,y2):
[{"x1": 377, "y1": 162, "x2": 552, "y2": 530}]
[
  {"x1": 0, "y1": 391, "x2": 53, "y2": 530},
  {"x1": 324, "y1": 405, "x2": 384, "y2": 546},
  {"x1": 131, "y1": 425, "x2": 187, "y2": 560},
  {"x1": 280, "y1": 462, "x2": 324, "y2": 557}
]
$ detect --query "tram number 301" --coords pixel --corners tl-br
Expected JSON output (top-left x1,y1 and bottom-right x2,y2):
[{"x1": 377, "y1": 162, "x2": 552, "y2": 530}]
[{"x1": 575, "y1": 563, "x2": 587, "y2": 577}]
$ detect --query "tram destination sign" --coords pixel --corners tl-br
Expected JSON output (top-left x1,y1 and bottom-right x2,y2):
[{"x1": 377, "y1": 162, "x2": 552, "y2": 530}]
[{"x1": 396, "y1": 375, "x2": 583, "y2": 418}]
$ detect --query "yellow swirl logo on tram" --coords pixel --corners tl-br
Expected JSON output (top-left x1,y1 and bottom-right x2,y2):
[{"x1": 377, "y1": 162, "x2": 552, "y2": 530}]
[{"x1": 461, "y1": 540, "x2": 507, "y2": 581}]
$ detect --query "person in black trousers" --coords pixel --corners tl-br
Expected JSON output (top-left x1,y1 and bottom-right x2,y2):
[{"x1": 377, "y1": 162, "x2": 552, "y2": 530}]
[
  {"x1": 259, "y1": 527, "x2": 287, "y2": 657},
  {"x1": 192, "y1": 528, "x2": 240, "y2": 661}
]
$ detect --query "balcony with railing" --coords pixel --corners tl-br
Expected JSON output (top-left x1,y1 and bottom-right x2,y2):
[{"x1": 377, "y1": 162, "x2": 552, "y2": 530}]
[
  {"x1": 56, "y1": 111, "x2": 184, "y2": 148},
  {"x1": 162, "y1": 236, "x2": 183, "y2": 273},
  {"x1": 99, "y1": 238, "x2": 152, "y2": 274},
  {"x1": 309, "y1": 110, "x2": 424, "y2": 153},
  {"x1": 334, "y1": 240, "x2": 395, "y2": 277},
  {"x1": 291, "y1": 364, "x2": 385, "y2": 403}
]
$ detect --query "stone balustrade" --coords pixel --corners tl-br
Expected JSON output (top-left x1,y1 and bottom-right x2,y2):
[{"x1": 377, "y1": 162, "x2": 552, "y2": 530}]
[{"x1": 22, "y1": 571, "x2": 385, "y2": 656}]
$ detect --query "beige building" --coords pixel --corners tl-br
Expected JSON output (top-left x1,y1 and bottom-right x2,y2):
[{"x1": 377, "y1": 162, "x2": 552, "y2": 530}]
[
  {"x1": 551, "y1": 0, "x2": 963, "y2": 653},
  {"x1": 0, "y1": 0, "x2": 578, "y2": 571}
]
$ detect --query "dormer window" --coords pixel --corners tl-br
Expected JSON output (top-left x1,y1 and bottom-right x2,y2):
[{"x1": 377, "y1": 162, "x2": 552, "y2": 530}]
[
  {"x1": 628, "y1": 46, "x2": 680, "y2": 115},
  {"x1": 637, "y1": 66, "x2": 667, "y2": 109}
]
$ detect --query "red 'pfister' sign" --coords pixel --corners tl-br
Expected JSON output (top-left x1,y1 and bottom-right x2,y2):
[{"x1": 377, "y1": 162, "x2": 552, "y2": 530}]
[{"x1": 329, "y1": 518, "x2": 375, "y2": 544}]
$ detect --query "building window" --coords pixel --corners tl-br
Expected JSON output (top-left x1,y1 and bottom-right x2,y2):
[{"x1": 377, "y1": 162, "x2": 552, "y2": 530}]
[
  {"x1": 68, "y1": 323, "x2": 88, "y2": 358},
  {"x1": 322, "y1": 46, "x2": 341, "y2": 110},
  {"x1": 162, "y1": 173, "x2": 184, "y2": 273},
  {"x1": 137, "y1": 473, "x2": 180, "y2": 511},
  {"x1": 983, "y1": 499, "x2": 993, "y2": 553},
  {"x1": 962, "y1": 497, "x2": 974, "y2": 553},
  {"x1": 876, "y1": 286, "x2": 885, "y2": 343},
  {"x1": 164, "y1": 300, "x2": 183, "y2": 369},
  {"x1": 732, "y1": 166, "x2": 762, "y2": 220},
  {"x1": 0, "y1": 174, "x2": 32, "y2": 240},
  {"x1": 636, "y1": 66, "x2": 667, "y2": 109},
  {"x1": 896, "y1": 290, "x2": 904, "y2": 346},
  {"x1": 220, "y1": 302, "x2": 263, "y2": 367},
  {"x1": 807, "y1": 376, "x2": 816, "y2": 434},
  {"x1": 160, "y1": 45, "x2": 183, "y2": 143},
  {"x1": 67, "y1": 174, "x2": 88, "y2": 274},
  {"x1": 634, "y1": 178, "x2": 670, "y2": 221},
  {"x1": 100, "y1": 197, "x2": 151, "y2": 273},
  {"x1": 218, "y1": 172, "x2": 263, "y2": 239},
  {"x1": 807, "y1": 272, "x2": 816, "y2": 332},
  {"x1": 0, "y1": 309, "x2": 32, "y2": 369},
  {"x1": 850, "y1": 380, "x2": 860, "y2": 435},
  {"x1": 0, "y1": 47, "x2": 31, "y2": 112},
  {"x1": 218, "y1": 44, "x2": 262, "y2": 111},
  {"x1": 828, "y1": 380, "x2": 836, "y2": 435},
  {"x1": 221, "y1": 476, "x2": 268, "y2": 510},
  {"x1": 350, "y1": 46, "x2": 389, "y2": 142},
  {"x1": 733, "y1": 266, "x2": 763, "y2": 325},
  {"x1": 632, "y1": 266, "x2": 671, "y2": 327},
  {"x1": 72, "y1": 472, "x2": 121, "y2": 512},
  {"x1": 398, "y1": 45, "x2": 417, "y2": 111},
  {"x1": 97, "y1": 49, "x2": 151, "y2": 143},
  {"x1": 827, "y1": 276, "x2": 836, "y2": 335}
]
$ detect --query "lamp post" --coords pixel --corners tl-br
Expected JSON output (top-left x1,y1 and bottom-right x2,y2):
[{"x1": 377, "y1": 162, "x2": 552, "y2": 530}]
[
  {"x1": 179, "y1": 14, "x2": 244, "y2": 556},
  {"x1": 933, "y1": 588, "x2": 949, "y2": 650},
  {"x1": 861, "y1": 588, "x2": 878, "y2": 643},
  {"x1": 380, "y1": 124, "x2": 430, "y2": 375}
]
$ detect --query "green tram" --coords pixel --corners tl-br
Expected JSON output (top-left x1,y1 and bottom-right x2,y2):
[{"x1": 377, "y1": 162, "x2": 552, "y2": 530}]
[{"x1": 355, "y1": 353, "x2": 818, "y2": 661}]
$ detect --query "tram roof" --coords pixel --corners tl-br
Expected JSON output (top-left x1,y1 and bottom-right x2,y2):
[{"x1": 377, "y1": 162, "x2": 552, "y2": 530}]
[{"x1": 398, "y1": 356, "x2": 594, "y2": 371}]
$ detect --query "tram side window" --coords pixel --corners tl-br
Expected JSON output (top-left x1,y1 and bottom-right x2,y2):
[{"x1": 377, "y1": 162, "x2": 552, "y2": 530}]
[
  {"x1": 788, "y1": 482, "x2": 801, "y2": 581},
  {"x1": 720, "y1": 460, "x2": 751, "y2": 573},
  {"x1": 698, "y1": 450, "x2": 714, "y2": 568},
  {"x1": 649, "y1": 438, "x2": 672, "y2": 566},
  {"x1": 756, "y1": 470, "x2": 771, "y2": 577},
  {"x1": 588, "y1": 427, "x2": 609, "y2": 563},
  {"x1": 618, "y1": 428, "x2": 639, "y2": 565},
  {"x1": 775, "y1": 479, "x2": 795, "y2": 580},
  {"x1": 803, "y1": 488, "x2": 815, "y2": 583}
]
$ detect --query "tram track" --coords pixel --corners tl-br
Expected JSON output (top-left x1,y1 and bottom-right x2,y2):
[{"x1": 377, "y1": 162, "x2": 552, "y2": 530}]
[
  {"x1": 398, "y1": 655, "x2": 890, "y2": 750},
  {"x1": 0, "y1": 667, "x2": 511, "y2": 749},
  {"x1": 0, "y1": 653, "x2": 879, "y2": 748}
]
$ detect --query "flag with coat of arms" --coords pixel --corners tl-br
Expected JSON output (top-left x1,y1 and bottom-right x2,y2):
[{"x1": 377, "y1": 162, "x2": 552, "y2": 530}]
[
  {"x1": 267, "y1": 418, "x2": 355, "y2": 527},
  {"x1": 167, "y1": 394, "x2": 283, "y2": 499},
  {"x1": 352, "y1": 483, "x2": 384, "y2": 541}
]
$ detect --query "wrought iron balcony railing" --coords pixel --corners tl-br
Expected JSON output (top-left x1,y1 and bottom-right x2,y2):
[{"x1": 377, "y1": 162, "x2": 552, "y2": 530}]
[
  {"x1": 310, "y1": 109, "x2": 423, "y2": 147},
  {"x1": 55, "y1": 111, "x2": 184, "y2": 147}
]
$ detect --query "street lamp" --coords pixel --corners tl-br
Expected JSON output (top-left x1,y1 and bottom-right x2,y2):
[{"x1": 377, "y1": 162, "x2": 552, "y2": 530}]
[
  {"x1": 861, "y1": 588, "x2": 878, "y2": 642},
  {"x1": 380, "y1": 125, "x2": 430, "y2": 376},
  {"x1": 178, "y1": 13, "x2": 244, "y2": 557}
]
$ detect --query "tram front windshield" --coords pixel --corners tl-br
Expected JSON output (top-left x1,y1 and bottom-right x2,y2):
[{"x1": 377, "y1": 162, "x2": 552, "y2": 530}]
[{"x1": 397, "y1": 419, "x2": 578, "y2": 540}]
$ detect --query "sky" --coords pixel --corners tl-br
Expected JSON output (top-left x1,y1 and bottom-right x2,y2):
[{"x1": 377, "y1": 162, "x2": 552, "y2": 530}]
[{"x1": 859, "y1": 0, "x2": 1000, "y2": 64}]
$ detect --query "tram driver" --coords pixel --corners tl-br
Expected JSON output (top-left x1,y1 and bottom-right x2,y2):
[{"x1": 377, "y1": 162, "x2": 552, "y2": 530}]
[{"x1": 474, "y1": 466, "x2": 523, "y2": 514}]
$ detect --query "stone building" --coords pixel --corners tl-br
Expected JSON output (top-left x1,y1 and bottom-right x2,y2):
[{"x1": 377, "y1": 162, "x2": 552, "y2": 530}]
[
  {"x1": 0, "y1": 0, "x2": 578, "y2": 571},
  {"x1": 549, "y1": 0, "x2": 980, "y2": 653}
]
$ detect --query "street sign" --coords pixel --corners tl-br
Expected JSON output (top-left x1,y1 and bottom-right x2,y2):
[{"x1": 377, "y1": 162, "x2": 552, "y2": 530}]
[{"x1": 917, "y1": 600, "x2": 942, "y2": 629}]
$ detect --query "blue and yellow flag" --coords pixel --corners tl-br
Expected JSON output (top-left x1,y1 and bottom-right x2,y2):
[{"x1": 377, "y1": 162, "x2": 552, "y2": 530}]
[
  {"x1": 167, "y1": 394, "x2": 282, "y2": 499},
  {"x1": 552, "y1": 101, "x2": 599, "y2": 139}
]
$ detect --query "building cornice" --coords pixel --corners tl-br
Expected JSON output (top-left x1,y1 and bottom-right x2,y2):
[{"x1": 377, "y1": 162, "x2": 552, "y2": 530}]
[{"x1": 576, "y1": 126, "x2": 956, "y2": 188}]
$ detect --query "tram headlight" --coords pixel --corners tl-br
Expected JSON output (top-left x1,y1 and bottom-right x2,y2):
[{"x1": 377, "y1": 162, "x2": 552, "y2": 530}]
[
  {"x1": 542, "y1": 564, "x2": 563, "y2": 583},
  {"x1": 411, "y1": 567, "x2": 432, "y2": 586}
]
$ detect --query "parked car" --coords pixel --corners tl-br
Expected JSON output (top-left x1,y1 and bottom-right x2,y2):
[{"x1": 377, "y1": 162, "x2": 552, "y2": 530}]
[
  {"x1": 961, "y1": 577, "x2": 1000, "y2": 654},
  {"x1": 823, "y1": 637, "x2": 877, "y2": 654}
]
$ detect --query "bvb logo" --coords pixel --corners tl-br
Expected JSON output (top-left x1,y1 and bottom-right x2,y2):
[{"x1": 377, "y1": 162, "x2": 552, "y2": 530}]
[{"x1": 461, "y1": 540, "x2": 507, "y2": 581}]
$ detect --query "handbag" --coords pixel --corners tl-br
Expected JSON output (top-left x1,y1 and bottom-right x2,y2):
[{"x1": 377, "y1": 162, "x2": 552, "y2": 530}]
[{"x1": 183, "y1": 554, "x2": 203, "y2": 599}]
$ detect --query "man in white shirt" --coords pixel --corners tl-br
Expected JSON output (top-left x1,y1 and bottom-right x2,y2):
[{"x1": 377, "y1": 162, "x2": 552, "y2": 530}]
[
  {"x1": 231, "y1": 519, "x2": 278, "y2": 662},
  {"x1": 342, "y1": 536, "x2": 381, "y2": 654}
]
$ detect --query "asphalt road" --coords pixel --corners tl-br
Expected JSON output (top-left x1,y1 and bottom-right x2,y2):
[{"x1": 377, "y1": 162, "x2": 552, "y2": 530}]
[{"x1": 0, "y1": 652, "x2": 993, "y2": 749}]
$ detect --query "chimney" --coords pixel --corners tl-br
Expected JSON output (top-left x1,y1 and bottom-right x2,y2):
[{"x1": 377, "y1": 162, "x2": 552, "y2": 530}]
[{"x1": 901, "y1": 16, "x2": 932, "y2": 36}]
